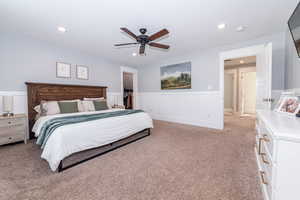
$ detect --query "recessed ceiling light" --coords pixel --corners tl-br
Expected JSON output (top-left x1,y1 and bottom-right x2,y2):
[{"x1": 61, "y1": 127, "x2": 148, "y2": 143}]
[
  {"x1": 132, "y1": 52, "x2": 137, "y2": 56},
  {"x1": 57, "y1": 26, "x2": 67, "y2": 33},
  {"x1": 240, "y1": 60, "x2": 245, "y2": 64},
  {"x1": 217, "y1": 23, "x2": 226, "y2": 30},
  {"x1": 236, "y1": 26, "x2": 245, "y2": 32}
]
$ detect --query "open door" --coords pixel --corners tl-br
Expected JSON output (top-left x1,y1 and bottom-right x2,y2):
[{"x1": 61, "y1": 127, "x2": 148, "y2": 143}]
[{"x1": 256, "y1": 43, "x2": 273, "y2": 110}]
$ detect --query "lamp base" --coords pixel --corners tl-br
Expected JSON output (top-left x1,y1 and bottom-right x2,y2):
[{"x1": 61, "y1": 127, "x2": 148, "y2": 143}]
[{"x1": 2, "y1": 113, "x2": 14, "y2": 117}]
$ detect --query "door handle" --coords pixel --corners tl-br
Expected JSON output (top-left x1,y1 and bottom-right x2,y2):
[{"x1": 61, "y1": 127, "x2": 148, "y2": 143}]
[{"x1": 263, "y1": 98, "x2": 274, "y2": 102}]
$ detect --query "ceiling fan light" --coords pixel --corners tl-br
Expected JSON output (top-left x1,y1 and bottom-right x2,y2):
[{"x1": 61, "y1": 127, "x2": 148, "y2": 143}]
[
  {"x1": 217, "y1": 23, "x2": 226, "y2": 30},
  {"x1": 57, "y1": 26, "x2": 67, "y2": 33}
]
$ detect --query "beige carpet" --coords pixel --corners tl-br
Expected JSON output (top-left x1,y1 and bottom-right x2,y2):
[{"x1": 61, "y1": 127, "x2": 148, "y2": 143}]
[{"x1": 0, "y1": 116, "x2": 263, "y2": 200}]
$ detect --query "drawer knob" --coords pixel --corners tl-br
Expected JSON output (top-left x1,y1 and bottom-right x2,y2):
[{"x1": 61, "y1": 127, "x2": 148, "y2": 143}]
[
  {"x1": 8, "y1": 121, "x2": 11, "y2": 124},
  {"x1": 8, "y1": 137, "x2": 12, "y2": 140}
]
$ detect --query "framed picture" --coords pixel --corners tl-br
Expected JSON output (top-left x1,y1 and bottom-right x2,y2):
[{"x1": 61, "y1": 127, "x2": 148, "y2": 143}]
[
  {"x1": 273, "y1": 92, "x2": 296, "y2": 111},
  {"x1": 160, "y1": 62, "x2": 191, "y2": 90},
  {"x1": 56, "y1": 62, "x2": 71, "y2": 78},
  {"x1": 76, "y1": 65, "x2": 89, "y2": 80},
  {"x1": 276, "y1": 96, "x2": 300, "y2": 115}
]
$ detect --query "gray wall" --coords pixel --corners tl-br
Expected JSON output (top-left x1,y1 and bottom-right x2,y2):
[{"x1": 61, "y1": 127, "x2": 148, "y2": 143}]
[
  {"x1": 138, "y1": 33, "x2": 286, "y2": 92},
  {"x1": 0, "y1": 33, "x2": 122, "y2": 92},
  {"x1": 285, "y1": 29, "x2": 300, "y2": 89}
]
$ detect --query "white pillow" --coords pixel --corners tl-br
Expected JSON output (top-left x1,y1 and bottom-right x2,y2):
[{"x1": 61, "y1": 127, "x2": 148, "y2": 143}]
[
  {"x1": 41, "y1": 101, "x2": 60, "y2": 115},
  {"x1": 34, "y1": 105, "x2": 41, "y2": 114},
  {"x1": 84, "y1": 97, "x2": 104, "y2": 101},
  {"x1": 82, "y1": 100, "x2": 95, "y2": 112},
  {"x1": 60, "y1": 99, "x2": 85, "y2": 112}
]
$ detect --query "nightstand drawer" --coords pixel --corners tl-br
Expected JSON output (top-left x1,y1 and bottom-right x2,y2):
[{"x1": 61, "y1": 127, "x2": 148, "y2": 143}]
[
  {"x1": 0, "y1": 118, "x2": 25, "y2": 128},
  {"x1": 0, "y1": 125, "x2": 26, "y2": 136},
  {"x1": 0, "y1": 133, "x2": 24, "y2": 145}
]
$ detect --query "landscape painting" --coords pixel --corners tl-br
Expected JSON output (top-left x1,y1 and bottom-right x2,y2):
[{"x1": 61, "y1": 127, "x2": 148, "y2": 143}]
[{"x1": 160, "y1": 62, "x2": 191, "y2": 90}]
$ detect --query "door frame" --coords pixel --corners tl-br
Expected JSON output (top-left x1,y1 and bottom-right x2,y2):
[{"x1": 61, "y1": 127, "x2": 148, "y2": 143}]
[
  {"x1": 120, "y1": 66, "x2": 138, "y2": 109},
  {"x1": 219, "y1": 43, "x2": 272, "y2": 129}
]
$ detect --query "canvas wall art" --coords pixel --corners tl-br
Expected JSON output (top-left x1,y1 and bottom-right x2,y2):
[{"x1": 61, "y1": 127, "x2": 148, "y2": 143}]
[{"x1": 160, "y1": 62, "x2": 191, "y2": 90}]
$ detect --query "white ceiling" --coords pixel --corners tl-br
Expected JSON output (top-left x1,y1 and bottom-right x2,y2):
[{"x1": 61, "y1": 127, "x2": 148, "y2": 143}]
[{"x1": 0, "y1": 0, "x2": 298, "y2": 67}]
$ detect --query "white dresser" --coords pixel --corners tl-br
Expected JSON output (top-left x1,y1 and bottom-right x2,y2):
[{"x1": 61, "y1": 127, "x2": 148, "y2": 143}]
[
  {"x1": 256, "y1": 110, "x2": 300, "y2": 200},
  {"x1": 0, "y1": 114, "x2": 28, "y2": 145}
]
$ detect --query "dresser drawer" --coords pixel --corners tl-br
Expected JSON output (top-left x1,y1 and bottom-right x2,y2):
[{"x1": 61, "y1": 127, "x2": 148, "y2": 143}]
[
  {"x1": 0, "y1": 133, "x2": 24, "y2": 145},
  {"x1": 262, "y1": 130, "x2": 273, "y2": 156},
  {"x1": 260, "y1": 170, "x2": 272, "y2": 200},
  {"x1": 260, "y1": 143, "x2": 273, "y2": 180},
  {"x1": 257, "y1": 119, "x2": 274, "y2": 156},
  {"x1": 0, "y1": 118, "x2": 25, "y2": 128}
]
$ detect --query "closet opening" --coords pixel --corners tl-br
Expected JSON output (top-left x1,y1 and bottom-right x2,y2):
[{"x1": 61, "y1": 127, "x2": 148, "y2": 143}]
[{"x1": 123, "y1": 72, "x2": 134, "y2": 109}]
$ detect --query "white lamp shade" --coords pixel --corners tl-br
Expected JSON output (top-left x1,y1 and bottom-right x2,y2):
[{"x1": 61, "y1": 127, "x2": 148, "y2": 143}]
[{"x1": 3, "y1": 96, "x2": 14, "y2": 113}]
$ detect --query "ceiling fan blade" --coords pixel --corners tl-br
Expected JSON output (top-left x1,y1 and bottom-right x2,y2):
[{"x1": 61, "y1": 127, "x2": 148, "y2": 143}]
[
  {"x1": 139, "y1": 45, "x2": 145, "y2": 54},
  {"x1": 148, "y1": 29, "x2": 169, "y2": 41},
  {"x1": 120, "y1": 27, "x2": 138, "y2": 40},
  {"x1": 114, "y1": 42, "x2": 138, "y2": 46},
  {"x1": 149, "y1": 42, "x2": 170, "y2": 49}
]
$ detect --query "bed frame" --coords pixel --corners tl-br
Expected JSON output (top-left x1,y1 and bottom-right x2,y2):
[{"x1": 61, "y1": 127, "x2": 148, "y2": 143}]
[{"x1": 25, "y1": 82, "x2": 150, "y2": 172}]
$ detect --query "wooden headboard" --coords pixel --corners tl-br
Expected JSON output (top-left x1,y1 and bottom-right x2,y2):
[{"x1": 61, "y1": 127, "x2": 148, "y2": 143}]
[{"x1": 25, "y1": 82, "x2": 107, "y2": 139}]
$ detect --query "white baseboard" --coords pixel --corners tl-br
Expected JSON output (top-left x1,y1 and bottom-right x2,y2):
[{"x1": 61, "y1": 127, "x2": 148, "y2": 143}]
[{"x1": 139, "y1": 91, "x2": 223, "y2": 129}]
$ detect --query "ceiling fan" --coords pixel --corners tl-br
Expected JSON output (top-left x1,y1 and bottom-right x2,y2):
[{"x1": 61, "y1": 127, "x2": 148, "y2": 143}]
[{"x1": 114, "y1": 28, "x2": 170, "y2": 55}]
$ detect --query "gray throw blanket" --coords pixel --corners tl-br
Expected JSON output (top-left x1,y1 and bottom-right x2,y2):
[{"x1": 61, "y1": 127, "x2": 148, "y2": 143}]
[{"x1": 37, "y1": 109, "x2": 144, "y2": 149}]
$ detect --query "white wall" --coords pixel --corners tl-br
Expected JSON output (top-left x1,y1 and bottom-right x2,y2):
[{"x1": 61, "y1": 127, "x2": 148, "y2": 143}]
[
  {"x1": 138, "y1": 33, "x2": 285, "y2": 129},
  {"x1": 0, "y1": 32, "x2": 126, "y2": 114}
]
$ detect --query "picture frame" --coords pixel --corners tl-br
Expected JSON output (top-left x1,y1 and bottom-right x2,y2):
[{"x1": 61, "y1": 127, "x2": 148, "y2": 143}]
[
  {"x1": 273, "y1": 92, "x2": 296, "y2": 111},
  {"x1": 56, "y1": 62, "x2": 71, "y2": 78},
  {"x1": 76, "y1": 65, "x2": 89, "y2": 80},
  {"x1": 276, "y1": 96, "x2": 300, "y2": 115},
  {"x1": 160, "y1": 62, "x2": 191, "y2": 90}
]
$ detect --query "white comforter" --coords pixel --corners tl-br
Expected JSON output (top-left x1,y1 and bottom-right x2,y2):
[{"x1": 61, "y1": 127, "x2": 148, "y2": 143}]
[{"x1": 32, "y1": 109, "x2": 153, "y2": 171}]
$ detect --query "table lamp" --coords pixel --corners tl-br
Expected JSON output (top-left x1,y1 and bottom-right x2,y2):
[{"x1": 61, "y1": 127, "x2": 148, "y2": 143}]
[{"x1": 2, "y1": 96, "x2": 14, "y2": 117}]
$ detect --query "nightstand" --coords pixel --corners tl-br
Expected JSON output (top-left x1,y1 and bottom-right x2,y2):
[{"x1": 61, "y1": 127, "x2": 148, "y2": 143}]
[{"x1": 0, "y1": 114, "x2": 28, "y2": 145}]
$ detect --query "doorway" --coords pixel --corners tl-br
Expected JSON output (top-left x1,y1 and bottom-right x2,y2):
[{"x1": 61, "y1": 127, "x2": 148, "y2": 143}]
[
  {"x1": 219, "y1": 43, "x2": 273, "y2": 129},
  {"x1": 224, "y1": 56, "x2": 257, "y2": 116},
  {"x1": 123, "y1": 72, "x2": 134, "y2": 109},
  {"x1": 120, "y1": 66, "x2": 138, "y2": 109}
]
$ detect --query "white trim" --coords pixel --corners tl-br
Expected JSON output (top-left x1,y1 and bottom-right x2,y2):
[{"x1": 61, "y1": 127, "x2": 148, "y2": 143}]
[
  {"x1": 219, "y1": 43, "x2": 272, "y2": 129},
  {"x1": 141, "y1": 91, "x2": 220, "y2": 95},
  {"x1": 120, "y1": 66, "x2": 139, "y2": 109}
]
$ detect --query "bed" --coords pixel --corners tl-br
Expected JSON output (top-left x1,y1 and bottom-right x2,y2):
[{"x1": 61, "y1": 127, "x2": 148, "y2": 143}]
[{"x1": 26, "y1": 82, "x2": 153, "y2": 172}]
